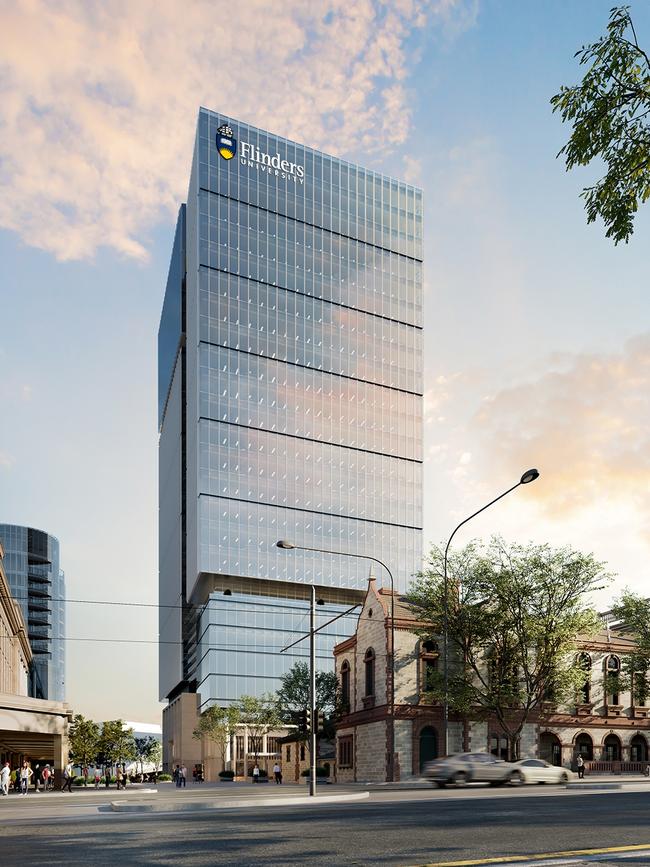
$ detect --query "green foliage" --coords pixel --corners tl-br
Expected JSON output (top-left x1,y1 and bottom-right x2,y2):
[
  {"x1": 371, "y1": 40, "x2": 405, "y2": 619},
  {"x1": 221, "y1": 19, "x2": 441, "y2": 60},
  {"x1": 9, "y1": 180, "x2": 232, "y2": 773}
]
[
  {"x1": 610, "y1": 591, "x2": 650, "y2": 704},
  {"x1": 237, "y1": 694, "x2": 283, "y2": 759},
  {"x1": 551, "y1": 6, "x2": 650, "y2": 243},
  {"x1": 219, "y1": 769, "x2": 235, "y2": 779},
  {"x1": 68, "y1": 714, "x2": 101, "y2": 767},
  {"x1": 276, "y1": 661, "x2": 338, "y2": 736},
  {"x1": 157, "y1": 773, "x2": 172, "y2": 782},
  {"x1": 134, "y1": 736, "x2": 162, "y2": 773},
  {"x1": 192, "y1": 705, "x2": 241, "y2": 764},
  {"x1": 409, "y1": 537, "x2": 608, "y2": 757},
  {"x1": 98, "y1": 720, "x2": 137, "y2": 766}
]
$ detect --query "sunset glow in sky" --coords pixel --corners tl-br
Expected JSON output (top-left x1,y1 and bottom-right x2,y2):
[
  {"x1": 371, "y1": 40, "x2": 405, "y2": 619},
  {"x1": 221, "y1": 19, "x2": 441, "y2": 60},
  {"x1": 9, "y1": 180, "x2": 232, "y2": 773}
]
[{"x1": 1, "y1": 0, "x2": 649, "y2": 722}]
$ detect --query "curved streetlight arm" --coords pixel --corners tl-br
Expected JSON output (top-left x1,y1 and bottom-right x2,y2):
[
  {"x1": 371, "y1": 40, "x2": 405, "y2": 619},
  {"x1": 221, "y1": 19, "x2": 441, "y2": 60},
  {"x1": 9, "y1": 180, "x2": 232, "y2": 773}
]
[{"x1": 443, "y1": 480, "x2": 522, "y2": 567}]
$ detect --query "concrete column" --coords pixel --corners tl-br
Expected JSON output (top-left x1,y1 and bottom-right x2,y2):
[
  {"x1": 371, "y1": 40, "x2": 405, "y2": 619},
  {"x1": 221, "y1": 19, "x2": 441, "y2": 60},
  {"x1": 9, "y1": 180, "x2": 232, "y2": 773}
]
[{"x1": 52, "y1": 734, "x2": 66, "y2": 790}]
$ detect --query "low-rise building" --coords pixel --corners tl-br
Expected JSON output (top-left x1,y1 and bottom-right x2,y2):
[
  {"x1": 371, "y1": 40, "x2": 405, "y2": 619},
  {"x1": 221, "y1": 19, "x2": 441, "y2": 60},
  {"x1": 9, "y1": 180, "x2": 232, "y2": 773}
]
[
  {"x1": 334, "y1": 578, "x2": 650, "y2": 781},
  {"x1": 0, "y1": 541, "x2": 72, "y2": 785}
]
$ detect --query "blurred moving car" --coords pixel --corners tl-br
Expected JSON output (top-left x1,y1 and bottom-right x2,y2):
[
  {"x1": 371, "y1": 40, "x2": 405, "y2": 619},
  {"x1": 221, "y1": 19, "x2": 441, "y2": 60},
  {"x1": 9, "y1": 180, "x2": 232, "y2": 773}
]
[
  {"x1": 423, "y1": 752, "x2": 522, "y2": 787},
  {"x1": 510, "y1": 758, "x2": 572, "y2": 784},
  {"x1": 423, "y1": 752, "x2": 573, "y2": 787}
]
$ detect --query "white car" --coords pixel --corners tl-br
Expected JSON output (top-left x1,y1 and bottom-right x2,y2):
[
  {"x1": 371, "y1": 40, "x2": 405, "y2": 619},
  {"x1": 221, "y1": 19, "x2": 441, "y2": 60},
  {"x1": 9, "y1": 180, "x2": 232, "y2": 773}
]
[{"x1": 511, "y1": 758, "x2": 573, "y2": 784}]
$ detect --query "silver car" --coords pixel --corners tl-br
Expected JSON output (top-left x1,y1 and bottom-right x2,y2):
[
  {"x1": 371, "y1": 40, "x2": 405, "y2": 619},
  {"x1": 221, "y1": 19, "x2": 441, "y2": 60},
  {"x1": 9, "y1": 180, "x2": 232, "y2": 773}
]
[
  {"x1": 423, "y1": 752, "x2": 525, "y2": 787},
  {"x1": 510, "y1": 758, "x2": 573, "y2": 784}
]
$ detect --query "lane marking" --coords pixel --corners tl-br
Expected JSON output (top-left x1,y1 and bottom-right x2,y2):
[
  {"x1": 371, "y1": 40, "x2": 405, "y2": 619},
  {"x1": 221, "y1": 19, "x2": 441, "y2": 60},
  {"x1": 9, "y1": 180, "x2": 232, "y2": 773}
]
[{"x1": 417, "y1": 843, "x2": 650, "y2": 866}]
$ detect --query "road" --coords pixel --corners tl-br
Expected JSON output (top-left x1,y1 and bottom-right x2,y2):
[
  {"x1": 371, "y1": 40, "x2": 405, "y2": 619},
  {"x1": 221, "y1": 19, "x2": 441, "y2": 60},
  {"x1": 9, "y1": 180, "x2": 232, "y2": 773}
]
[{"x1": 3, "y1": 782, "x2": 650, "y2": 866}]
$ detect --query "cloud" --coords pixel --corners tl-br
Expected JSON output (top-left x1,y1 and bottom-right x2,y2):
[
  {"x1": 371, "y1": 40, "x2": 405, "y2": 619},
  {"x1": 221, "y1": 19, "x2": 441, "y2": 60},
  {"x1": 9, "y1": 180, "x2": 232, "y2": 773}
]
[
  {"x1": 472, "y1": 334, "x2": 650, "y2": 531},
  {"x1": 0, "y1": 0, "x2": 472, "y2": 261},
  {"x1": 0, "y1": 451, "x2": 15, "y2": 470}
]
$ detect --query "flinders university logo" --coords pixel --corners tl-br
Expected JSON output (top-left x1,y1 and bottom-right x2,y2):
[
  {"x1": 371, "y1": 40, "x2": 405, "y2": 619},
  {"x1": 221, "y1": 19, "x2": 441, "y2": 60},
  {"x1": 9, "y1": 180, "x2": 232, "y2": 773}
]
[{"x1": 216, "y1": 124, "x2": 236, "y2": 160}]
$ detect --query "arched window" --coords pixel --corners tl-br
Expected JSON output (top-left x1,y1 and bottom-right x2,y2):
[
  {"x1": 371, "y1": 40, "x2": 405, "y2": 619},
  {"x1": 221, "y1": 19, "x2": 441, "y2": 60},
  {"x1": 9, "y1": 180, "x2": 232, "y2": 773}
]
[
  {"x1": 341, "y1": 660, "x2": 350, "y2": 708},
  {"x1": 420, "y1": 639, "x2": 439, "y2": 694},
  {"x1": 364, "y1": 648, "x2": 375, "y2": 697},
  {"x1": 631, "y1": 734, "x2": 648, "y2": 762},
  {"x1": 578, "y1": 653, "x2": 591, "y2": 704},
  {"x1": 575, "y1": 733, "x2": 593, "y2": 760},
  {"x1": 606, "y1": 655, "x2": 620, "y2": 705},
  {"x1": 603, "y1": 733, "x2": 621, "y2": 761}
]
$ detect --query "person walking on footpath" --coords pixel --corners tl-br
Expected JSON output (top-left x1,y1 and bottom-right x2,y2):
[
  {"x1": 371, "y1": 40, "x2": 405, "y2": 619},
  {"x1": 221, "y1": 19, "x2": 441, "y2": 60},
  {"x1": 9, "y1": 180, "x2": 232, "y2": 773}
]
[
  {"x1": 42, "y1": 765, "x2": 51, "y2": 792},
  {"x1": 174, "y1": 764, "x2": 181, "y2": 787},
  {"x1": 116, "y1": 766, "x2": 124, "y2": 790},
  {"x1": 273, "y1": 763, "x2": 282, "y2": 784},
  {"x1": 576, "y1": 755, "x2": 585, "y2": 779},
  {"x1": 62, "y1": 762, "x2": 74, "y2": 792},
  {"x1": 252, "y1": 762, "x2": 260, "y2": 783},
  {"x1": 94, "y1": 768, "x2": 101, "y2": 789},
  {"x1": 0, "y1": 761, "x2": 9, "y2": 796},
  {"x1": 104, "y1": 767, "x2": 111, "y2": 788},
  {"x1": 180, "y1": 764, "x2": 187, "y2": 787},
  {"x1": 20, "y1": 761, "x2": 33, "y2": 795}
]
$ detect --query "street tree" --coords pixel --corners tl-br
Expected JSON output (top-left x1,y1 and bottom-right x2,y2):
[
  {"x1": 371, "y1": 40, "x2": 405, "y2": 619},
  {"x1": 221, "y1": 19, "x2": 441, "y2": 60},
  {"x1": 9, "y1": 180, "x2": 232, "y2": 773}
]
[
  {"x1": 237, "y1": 694, "x2": 283, "y2": 765},
  {"x1": 68, "y1": 714, "x2": 100, "y2": 782},
  {"x1": 98, "y1": 720, "x2": 137, "y2": 774},
  {"x1": 192, "y1": 705, "x2": 241, "y2": 771},
  {"x1": 409, "y1": 537, "x2": 608, "y2": 759},
  {"x1": 551, "y1": 6, "x2": 650, "y2": 244},
  {"x1": 134, "y1": 736, "x2": 163, "y2": 777},
  {"x1": 276, "y1": 660, "x2": 338, "y2": 739},
  {"x1": 610, "y1": 591, "x2": 650, "y2": 705}
]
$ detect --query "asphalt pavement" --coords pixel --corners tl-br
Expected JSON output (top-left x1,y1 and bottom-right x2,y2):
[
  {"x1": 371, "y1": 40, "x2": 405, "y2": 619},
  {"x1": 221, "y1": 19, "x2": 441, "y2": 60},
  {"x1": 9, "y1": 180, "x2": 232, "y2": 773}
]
[{"x1": 3, "y1": 782, "x2": 650, "y2": 866}]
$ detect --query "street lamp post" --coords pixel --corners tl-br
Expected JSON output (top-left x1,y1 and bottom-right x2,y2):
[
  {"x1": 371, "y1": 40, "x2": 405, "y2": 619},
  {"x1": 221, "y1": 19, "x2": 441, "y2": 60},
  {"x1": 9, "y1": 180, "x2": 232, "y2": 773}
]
[
  {"x1": 276, "y1": 541, "x2": 397, "y2": 783},
  {"x1": 442, "y1": 469, "x2": 540, "y2": 758}
]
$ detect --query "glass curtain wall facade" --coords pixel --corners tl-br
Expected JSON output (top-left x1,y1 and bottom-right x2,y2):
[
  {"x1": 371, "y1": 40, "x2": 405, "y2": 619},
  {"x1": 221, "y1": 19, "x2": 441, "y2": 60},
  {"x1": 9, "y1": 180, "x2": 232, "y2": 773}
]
[
  {"x1": 159, "y1": 108, "x2": 423, "y2": 708},
  {"x1": 0, "y1": 524, "x2": 65, "y2": 701}
]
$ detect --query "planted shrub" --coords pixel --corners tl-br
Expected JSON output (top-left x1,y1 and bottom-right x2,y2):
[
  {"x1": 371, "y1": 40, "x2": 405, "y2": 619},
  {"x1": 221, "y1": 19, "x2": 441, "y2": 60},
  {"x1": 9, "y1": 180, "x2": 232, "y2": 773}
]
[
  {"x1": 219, "y1": 770, "x2": 235, "y2": 779},
  {"x1": 301, "y1": 766, "x2": 329, "y2": 777},
  {"x1": 157, "y1": 773, "x2": 172, "y2": 782}
]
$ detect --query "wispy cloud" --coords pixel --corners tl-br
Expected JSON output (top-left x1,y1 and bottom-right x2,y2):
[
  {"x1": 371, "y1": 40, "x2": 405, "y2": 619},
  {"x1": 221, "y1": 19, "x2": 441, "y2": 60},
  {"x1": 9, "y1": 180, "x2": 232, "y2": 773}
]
[
  {"x1": 0, "y1": 451, "x2": 15, "y2": 471},
  {"x1": 466, "y1": 335, "x2": 650, "y2": 532},
  {"x1": 0, "y1": 0, "x2": 473, "y2": 261}
]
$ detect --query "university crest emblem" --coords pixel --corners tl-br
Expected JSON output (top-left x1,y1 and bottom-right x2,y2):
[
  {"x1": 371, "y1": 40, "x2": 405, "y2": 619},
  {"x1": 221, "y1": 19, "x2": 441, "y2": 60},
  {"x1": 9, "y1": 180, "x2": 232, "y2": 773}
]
[{"x1": 216, "y1": 124, "x2": 236, "y2": 160}]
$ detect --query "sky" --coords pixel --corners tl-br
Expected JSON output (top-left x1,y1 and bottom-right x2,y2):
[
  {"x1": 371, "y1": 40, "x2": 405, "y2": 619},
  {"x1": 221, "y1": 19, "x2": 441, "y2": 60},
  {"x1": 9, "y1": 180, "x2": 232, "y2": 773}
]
[{"x1": 1, "y1": 0, "x2": 649, "y2": 723}]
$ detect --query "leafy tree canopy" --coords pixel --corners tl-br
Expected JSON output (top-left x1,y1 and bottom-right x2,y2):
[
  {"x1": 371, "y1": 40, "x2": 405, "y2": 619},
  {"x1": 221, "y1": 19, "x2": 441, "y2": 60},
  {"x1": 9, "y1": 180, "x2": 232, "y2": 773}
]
[
  {"x1": 98, "y1": 720, "x2": 137, "y2": 766},
  {"x1": 409, "y1": 537, "x2": 608, "y2": 758},
  {"x1": 551, "y1": 5, "x2": 650, "y2": 243},
  {"x1": 276, "y1": 661, "x2": 338, "y2": 720},
  {"x1": 68, "y1": 714, "x2": 100, "y2": 767},
  {"x1": 610, "y1": 591, "x2": 650, "y2": 705},
  {"x1": 237, "y1": 694, "x2": 283, "y2": 758},
  {"x1": 192, "y1": 705, "x2": 241, "y2": 763}
]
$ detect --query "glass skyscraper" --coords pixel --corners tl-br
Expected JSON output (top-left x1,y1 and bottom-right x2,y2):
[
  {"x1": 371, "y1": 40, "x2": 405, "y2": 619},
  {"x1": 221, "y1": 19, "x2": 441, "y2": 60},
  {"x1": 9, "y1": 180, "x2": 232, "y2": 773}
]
[
  {"x1": 158, "y1": 108, "x2": 423, "y2": 712},
  {"x1": 0, "y1": 524, "x2": 65, "y2": 701}
]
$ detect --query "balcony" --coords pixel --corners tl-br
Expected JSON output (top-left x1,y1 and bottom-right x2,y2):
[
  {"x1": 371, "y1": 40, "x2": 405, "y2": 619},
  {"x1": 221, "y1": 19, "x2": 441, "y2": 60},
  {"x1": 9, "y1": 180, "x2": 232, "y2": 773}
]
[
  {"x1": 28, "y1": 614, "x2": 51, "y2": 628},
  {"x1": 575, "y1": 703, "x2": 594, "y2": 716},
  {"x1": 28, "y1": 582, "x2": 52, "y2": 598},
  {"x1": 632, "y1": 706, "x2": 650, "y2": 719},
  {"x1": 605, "y1": 704, "x2": 624, "y2": 718}
]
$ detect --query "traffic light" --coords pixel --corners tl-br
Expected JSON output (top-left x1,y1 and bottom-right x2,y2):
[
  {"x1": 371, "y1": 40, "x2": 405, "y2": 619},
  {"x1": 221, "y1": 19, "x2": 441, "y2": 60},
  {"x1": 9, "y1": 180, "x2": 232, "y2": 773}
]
[
  {"x1": 317, "y1": 711, "x2": 325, "y2": 732},
  {"x1": 298, "y1": 708, "x2": 312, "y2": 732}
]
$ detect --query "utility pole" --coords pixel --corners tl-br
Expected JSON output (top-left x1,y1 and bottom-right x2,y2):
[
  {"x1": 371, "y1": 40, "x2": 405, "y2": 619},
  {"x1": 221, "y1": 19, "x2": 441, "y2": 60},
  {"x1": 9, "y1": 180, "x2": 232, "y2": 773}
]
[{"x1": 309, "y1": 584, "x2": 317, "y2": 797}]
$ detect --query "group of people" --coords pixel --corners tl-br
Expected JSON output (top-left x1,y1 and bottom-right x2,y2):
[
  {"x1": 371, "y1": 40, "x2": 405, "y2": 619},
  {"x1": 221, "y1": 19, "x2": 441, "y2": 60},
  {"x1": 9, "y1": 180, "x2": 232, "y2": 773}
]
[
  {"x1": 173, "y1": 764, "x2": 188, "y2": 787},
  {"x1": 1, "y1": 761, "x2": 55, "y2": 795}
]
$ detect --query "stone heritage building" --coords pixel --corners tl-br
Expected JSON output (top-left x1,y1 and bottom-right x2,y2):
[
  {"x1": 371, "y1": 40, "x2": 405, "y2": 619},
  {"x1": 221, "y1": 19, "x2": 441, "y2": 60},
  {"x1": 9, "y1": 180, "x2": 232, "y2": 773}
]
[
  {"x1": 334, "y1": 578, "x2": 650, "y2": 782},
  {"x1": 0, "y1": 541, "x2": 72, "y2": 785}
]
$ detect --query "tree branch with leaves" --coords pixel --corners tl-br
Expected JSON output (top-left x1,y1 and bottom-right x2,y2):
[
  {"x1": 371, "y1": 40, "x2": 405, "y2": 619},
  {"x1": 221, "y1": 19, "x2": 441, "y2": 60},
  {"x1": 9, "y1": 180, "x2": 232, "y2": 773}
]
[
  {"x1": 551, "y1": 5, "x2": 650, "y2": 243},
  {"x1": 409, "y1": 538, "x2": 608, "y2": 759}
]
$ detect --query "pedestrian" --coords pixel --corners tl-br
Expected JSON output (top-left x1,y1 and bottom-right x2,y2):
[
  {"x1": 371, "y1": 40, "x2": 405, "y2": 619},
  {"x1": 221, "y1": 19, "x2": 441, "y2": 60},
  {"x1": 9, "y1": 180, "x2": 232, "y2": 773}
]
[
  {"x1": 116, "y1": 766, "x2": 124, "y2": 790},
  {"x1": 33, "y1": 763, "x2": 41, "y2": 793},
  {"x1": 20, "y1": 761, "x2": 33, "y2": 795},
  {"x1": 62, "y1": 762, "x2": 74, "y2": 792},
  {"x1": 82, "y1": 766, "x2": 89, "y2": 787},
  {"x1": 105, "y1": 767, "x2": 111, "y2": 788},
  {"x1": 273, "y1": 762, "x2": 282, "y2": 784},
  {"x1": 576, "y1": 754, "x2": 585, "y2": 779},
  {"x1": 94, "y1": 768, "x2": 101, "y2": 789},
  {"x1": 174, "y1": 764, "x2": 181, "y2": 787},
  {"x1": 0, "y1": 761, "x2": 9, "y2": 796},
  {"x1": 180, "y1": 764, "x2": 187, "y2": 787},
  {"x1": 252, "y1": 762, "x2": 260, "y2": 783},
  {"x1": 42, "y1": 765, "x2": 51, "y2": 792}
]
